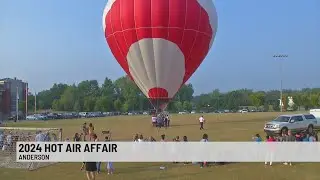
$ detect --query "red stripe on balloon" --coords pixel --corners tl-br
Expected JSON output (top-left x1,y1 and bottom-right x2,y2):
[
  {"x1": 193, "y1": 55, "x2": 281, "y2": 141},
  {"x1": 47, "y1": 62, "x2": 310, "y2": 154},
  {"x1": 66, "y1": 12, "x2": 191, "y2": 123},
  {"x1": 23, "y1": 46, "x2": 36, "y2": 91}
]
[{"x1": 148, "y1": 88, "x2": 169, "y2": 99}]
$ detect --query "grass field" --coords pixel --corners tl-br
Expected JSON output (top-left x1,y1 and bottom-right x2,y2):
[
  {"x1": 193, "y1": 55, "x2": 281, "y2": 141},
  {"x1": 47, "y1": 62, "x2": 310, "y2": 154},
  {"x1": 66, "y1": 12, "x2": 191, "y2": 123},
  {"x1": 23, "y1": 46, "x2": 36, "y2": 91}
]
[{"x1": 1, "y1": 112, "x2": 320, "y2": 180}]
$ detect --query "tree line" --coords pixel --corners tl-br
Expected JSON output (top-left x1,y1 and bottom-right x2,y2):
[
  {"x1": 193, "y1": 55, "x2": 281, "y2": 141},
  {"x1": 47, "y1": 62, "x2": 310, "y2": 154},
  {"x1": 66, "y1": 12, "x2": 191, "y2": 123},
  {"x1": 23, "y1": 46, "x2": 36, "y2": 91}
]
[{"x1": 20, "y1": 76, "x2": 320, "y2": 113}]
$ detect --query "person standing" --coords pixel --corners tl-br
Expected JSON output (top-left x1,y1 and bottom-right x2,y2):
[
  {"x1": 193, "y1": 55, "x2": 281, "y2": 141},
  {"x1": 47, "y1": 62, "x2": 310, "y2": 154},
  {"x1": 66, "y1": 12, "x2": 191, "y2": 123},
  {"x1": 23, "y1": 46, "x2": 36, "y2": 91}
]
[
  {"x1": 159, "y1": 134, "x2": 166, "y2": 170},
  {"x1": 133, "y1": 134, "x2": 139, "y2": 142},
  {"x1": 138, "y1": 134, "x2": 144, "y2": 142},
  {"x1": 81, "y1": 161, "x2": 97, "y2": 180},
  {"x1": 265, "y1": 135, "x2": 275, "y2": 166},
  {"x1": 283, "y1": 130, "x2": 296, "y2": 166},
  {"x1": 164, "y1": 115, "x2": 168, "y2": 128},
  {"x1": 88, "y1": 123, "x2": 94, "y2": 141},
  {"x1": 80, "y1": 135, "x2": 97, "y2": 180},
  {"x1": 73, "y1": 133, "x2": 81, "y2": 142},
  {"x1": 199, "y1": 116, "x2": 205, "y2": 130},
  {"x1": 152, "y1": 115, "x2": 157, "y2": 127},
  {"x1": 200, "y1": 134, "x2": 208, "y2": 168},
  {"x1": 91, "y1": 134, "x2": 102, "y2": 174},
  {"x1": 104, "y1": 136, "x2": 114, "y2": 175},
  {"x1": 183, "y1": 136, "x2": 189, "y2": 165},
  {"x1": 82, "y1": 123, "x2": 88, "y2": 141},
  {"x1": 0, "y1": 132, "x2": 4, "y2": 150},
  {"x1": 253, "y1": 134, "x2": 262, "y2": 142},
  {"x1": 160, "y1": 134, "x2": 166, "y2": 142}
]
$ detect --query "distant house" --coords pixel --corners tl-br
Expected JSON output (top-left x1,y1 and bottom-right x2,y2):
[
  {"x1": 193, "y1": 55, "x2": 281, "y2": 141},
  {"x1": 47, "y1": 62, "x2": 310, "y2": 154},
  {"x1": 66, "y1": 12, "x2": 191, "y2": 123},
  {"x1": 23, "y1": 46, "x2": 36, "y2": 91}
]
[{"x1": 0, "y1": 77, "x2": 28, "y2": 120}]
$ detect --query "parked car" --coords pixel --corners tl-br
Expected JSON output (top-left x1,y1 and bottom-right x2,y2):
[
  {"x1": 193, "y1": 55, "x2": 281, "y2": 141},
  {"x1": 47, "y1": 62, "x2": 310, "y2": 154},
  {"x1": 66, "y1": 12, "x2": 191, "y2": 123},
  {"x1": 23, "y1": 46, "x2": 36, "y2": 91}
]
[
  {"x1": 79, "y1": 112, "x2": 88, "y2": 118},
  {"x1": 26, "y1": 115, "x2": 38, "y2": 120},
  {"x1": 34, "y1": 114, "x2": 48, "y2": 120},
  {"x1": 239, "y1": 109, "x2": 248, "y2": 113},
  {"x1": 7, "y1": 115, "x2": 25, "y2": 121},
  {"x1": 143, "y1": 112, "x2": 148, "y2": 115},
  {"x1": 264, "y1": 114, "x2": 320, "y2": 135}
]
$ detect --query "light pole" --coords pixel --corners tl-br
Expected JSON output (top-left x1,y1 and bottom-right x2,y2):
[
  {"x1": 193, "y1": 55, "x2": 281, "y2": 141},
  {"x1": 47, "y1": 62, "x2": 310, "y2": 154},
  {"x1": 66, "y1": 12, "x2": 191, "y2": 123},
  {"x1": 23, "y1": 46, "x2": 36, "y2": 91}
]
[
  {"x1": 34, "y1": 91, "x2": 37, "y2": 113},
  {"x1": 25, "y1": 82, "x2": 28, "y2": 117},
  {"x1": 16, "y1": 86, "x2": 19, "y2": 122},
  {"x1": 273, "y1": 54, "x2": 288, "y2": 112}
]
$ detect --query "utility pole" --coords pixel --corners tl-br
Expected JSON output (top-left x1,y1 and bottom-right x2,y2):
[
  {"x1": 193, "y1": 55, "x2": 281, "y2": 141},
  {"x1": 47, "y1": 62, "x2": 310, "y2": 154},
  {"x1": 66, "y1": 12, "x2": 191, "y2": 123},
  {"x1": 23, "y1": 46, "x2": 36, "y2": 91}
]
[
  {"x1": 16, "y1": 86, "x2": 19, "y2": 122},
  {"x1": 34, "y1": 91, "x2": 37, "y2": 113},
  {"x1": 273, "y1": 54, "x2": 288, "y2": 112},
  {"x1": 25, "y1": 83, "x2": 28, "y2": 117}
]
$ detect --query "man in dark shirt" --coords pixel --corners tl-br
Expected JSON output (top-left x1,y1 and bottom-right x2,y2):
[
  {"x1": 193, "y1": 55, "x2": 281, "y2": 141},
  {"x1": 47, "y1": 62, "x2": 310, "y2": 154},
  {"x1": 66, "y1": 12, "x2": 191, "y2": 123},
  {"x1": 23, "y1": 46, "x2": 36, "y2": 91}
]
[
  {"x1": 278, "y1": 132, "x2": 287, "y2": 142},
  {"x1": 284, "y1": 130, "x2": 296, "y2": 142}
]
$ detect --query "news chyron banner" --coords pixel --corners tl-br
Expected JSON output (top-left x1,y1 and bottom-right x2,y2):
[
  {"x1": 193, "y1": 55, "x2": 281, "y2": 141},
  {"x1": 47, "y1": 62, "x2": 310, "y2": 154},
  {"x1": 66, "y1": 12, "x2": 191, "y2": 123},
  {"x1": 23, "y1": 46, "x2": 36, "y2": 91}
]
[{"x1": 16, "y1": 142, "x2": 320, "y2": 162}]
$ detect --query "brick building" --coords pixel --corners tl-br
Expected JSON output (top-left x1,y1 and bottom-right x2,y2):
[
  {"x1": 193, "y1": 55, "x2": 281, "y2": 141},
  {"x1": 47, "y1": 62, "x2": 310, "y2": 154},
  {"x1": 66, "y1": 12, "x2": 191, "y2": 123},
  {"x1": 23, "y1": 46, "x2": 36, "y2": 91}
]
[{"x1": 0, "y1": 78, "x2": 28, "y2": 120}]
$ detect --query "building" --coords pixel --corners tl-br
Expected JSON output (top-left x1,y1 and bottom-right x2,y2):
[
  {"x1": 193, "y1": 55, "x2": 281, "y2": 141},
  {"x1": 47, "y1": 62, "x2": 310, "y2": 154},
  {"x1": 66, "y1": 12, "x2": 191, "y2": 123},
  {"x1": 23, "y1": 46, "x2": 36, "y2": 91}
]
[{"x1": 0, "y1": 78, "x2": 28, "y2": 120}]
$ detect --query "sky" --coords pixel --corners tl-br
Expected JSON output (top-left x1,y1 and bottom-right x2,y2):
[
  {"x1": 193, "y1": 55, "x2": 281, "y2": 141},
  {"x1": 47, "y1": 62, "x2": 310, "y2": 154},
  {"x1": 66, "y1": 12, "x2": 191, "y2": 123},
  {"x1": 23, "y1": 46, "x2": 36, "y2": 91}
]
[{"x1": 0, "y1": 0, "x2": 319, "y2": 95}]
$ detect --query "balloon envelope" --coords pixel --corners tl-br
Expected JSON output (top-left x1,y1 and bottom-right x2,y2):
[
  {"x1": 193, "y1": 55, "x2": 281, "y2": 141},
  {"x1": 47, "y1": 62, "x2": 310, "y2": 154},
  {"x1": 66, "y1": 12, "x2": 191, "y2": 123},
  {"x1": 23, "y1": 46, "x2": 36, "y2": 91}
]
[{"x1": 103, "y1": 0, "x2": 218, "y2": 110}]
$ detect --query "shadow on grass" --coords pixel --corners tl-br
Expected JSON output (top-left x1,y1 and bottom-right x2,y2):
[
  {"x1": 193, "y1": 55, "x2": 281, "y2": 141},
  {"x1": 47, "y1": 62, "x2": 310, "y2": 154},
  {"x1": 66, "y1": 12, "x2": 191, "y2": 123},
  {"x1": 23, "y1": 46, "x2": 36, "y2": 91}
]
[
  {"x1": 115, "y1": 162, "x2": 240, "y2": 175},
  {"x1": 169, "y1": 123, "x2": 199, "y2": 127}
]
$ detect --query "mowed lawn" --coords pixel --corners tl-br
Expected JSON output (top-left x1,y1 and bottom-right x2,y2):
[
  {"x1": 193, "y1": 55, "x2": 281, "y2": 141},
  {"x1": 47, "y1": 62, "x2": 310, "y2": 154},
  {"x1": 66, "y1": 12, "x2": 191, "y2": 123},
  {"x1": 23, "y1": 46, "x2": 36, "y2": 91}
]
[{"x1": 1, "y1": 112, "x2": 320, "y2": 180}]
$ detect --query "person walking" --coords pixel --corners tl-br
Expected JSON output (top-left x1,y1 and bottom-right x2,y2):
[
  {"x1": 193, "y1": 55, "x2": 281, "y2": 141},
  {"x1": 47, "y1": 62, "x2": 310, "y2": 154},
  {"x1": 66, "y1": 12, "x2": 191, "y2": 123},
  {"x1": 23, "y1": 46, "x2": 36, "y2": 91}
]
[{"x1": 199, "y1": 116, "x2": 205, "y2": 130}]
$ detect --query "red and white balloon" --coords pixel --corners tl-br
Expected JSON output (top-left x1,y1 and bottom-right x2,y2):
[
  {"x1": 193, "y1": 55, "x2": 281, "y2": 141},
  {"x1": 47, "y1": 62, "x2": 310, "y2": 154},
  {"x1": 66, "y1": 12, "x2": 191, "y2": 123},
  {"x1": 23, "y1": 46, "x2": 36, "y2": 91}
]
[{"x1": 103, "y1": 0, "x2": 218, "y2": 110}]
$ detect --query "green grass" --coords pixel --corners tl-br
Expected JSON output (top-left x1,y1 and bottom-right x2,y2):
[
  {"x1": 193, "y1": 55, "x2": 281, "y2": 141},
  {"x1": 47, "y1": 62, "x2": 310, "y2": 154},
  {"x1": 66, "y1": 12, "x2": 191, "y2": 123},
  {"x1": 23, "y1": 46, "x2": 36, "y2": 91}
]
[{"x1": 1, "y1": 112, "x2": 320, "y2": 180}]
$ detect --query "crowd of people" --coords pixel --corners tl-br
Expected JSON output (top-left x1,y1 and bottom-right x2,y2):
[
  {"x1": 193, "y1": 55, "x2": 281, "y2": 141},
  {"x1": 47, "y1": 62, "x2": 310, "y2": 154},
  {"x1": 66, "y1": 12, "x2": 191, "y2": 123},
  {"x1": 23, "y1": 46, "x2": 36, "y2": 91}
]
[
  {"x1": 71, "y1": 122, "x2": 113, "y2": 180},
  {"x1": 253, "y1": 129, "x2": 319, "y2": 166},
  {"x1": 152, "y1": 113, "x2": 171, "y2": 128},
  {"x1": 67, "y1": 121, "x2": 214, "y2": 180}
]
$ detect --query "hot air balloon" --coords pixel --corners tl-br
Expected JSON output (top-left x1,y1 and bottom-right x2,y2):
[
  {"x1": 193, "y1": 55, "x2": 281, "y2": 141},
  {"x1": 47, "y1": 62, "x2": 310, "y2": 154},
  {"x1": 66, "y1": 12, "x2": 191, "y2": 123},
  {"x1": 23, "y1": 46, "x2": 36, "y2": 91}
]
[{"x1": 103, "y1": 0, "x2": 218, "y2": 112}]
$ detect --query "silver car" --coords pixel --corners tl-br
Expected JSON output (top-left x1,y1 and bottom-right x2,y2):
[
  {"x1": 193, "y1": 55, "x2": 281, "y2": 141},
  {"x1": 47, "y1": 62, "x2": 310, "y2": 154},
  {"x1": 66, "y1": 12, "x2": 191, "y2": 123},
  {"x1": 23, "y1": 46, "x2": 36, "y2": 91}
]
[{"x1": 264, "y1": 114, "x2": 319, "y2": 135}]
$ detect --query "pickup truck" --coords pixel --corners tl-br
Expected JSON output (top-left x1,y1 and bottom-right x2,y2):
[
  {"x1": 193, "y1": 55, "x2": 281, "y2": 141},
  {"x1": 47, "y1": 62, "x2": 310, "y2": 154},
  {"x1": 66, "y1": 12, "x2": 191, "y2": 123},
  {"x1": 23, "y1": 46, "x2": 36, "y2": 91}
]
[{"x1": 264, "y1": 114, "x2": 320, "y2": 135}]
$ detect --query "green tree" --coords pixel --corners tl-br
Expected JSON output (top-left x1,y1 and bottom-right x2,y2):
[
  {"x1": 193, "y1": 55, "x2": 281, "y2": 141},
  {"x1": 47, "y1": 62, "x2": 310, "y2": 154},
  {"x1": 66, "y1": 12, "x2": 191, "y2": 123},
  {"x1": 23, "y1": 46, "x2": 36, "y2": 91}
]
[
  {"x1": 183, "y1": 101, "x2": 192, "y2": 112},
  {"x1": 59, "y1": 86, "x2": 77, "y2": 111},
  {"x1": 73, "y1": 100, "x2": 81, "y2": 112},
  {"x1": 301, "y1": 94, "x2": 311, "y2": 110},
  {"x1": 18, "y1": 101, "x2": 26, "y2": 113},
  {"x1": 52, "y1": 99, "x2": 62, "y2": 111},
  {"x1": 174, "y1": 101, "x2": 183, "y2": 112},
  {"x1": 113, "y1": 99, "x2": 122, "y2": 112},
  {"x1": 292, "y1": 93, "x2": 303, "y2": 110},
  {"x1": 83, "y1": 97, "x2": 96, "y2": 112},
  {"x1": 310, "y1": 94, "x2": 320, "y2": 108},
  {"x1": 122, "y1": 102, "x2": 130, "y2": 112},
  {"x1": 250, "y1": 92, "x2": 265, "y2": 109},
  {"x1": 101, "y1": 77, "x2": 115, "y2": 97},
  {"x1": 94, "y1": 98, "x2": 104, "y2": 112}
]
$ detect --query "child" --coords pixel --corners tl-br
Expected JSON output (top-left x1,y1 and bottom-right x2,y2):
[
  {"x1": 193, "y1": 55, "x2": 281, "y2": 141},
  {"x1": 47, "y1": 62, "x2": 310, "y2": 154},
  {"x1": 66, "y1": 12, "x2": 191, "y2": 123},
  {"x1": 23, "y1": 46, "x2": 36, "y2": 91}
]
[
  {"x1": 105, "y1": 136, "x2": 114, "y2": 174},
  {"x1": 252, "y1": 134, "x2": 262, "y2": 142},
  {"x1": 107, "y1": 162, "x2": 114, "y2": 175}
]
